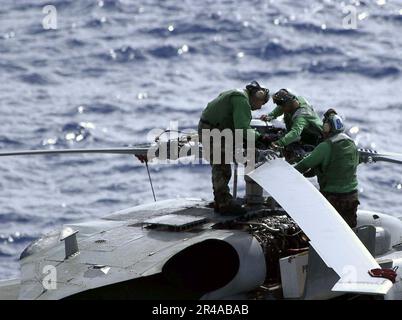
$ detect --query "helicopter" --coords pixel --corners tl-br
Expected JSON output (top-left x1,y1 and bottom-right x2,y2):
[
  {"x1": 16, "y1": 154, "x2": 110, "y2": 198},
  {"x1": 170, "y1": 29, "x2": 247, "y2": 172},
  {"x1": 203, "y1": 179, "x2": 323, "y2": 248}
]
[{"x1": 0, "y1": 119, "x2": 401, "y2": 300}]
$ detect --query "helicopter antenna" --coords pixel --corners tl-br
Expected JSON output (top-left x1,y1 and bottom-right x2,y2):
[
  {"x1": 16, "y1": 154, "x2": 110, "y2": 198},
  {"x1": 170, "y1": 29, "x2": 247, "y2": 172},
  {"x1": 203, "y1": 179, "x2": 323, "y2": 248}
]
[{"x1": 144, "y1": 159, "x2": 157, "y2": 202}]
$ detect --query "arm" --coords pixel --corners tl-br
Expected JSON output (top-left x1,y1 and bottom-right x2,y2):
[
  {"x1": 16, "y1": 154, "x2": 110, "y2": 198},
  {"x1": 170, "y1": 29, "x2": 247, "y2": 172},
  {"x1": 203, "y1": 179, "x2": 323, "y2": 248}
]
[
  {"x1": 277, "y1": 116, "x2": 308, "y2": 147},
  {"x1": 232, "y1": 96, "x2": 261, "y2": 140},
  {"x1": 294, "y1": 142, "x2": 330, "y2": 174},
  {"x1": 268, "y1": 105, "x2": 284, "y2": 119}
]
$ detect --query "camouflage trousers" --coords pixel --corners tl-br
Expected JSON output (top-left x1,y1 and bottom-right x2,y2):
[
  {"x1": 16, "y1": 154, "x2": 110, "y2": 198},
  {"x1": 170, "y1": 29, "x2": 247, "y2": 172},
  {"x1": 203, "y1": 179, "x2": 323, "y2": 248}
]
[
  {"x1": 321, "y1": 191, "x2": 360, "y2": 228},
  {"x1": 198, "y1": 121, "x2": 233, "y2": 207}
]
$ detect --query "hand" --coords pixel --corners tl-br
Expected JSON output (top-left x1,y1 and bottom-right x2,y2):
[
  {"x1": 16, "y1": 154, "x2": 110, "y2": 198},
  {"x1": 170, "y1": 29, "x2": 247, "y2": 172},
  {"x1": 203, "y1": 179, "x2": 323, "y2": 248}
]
[
  {"x1": 260, "y1": 114, "x2": 273, "y2": 122},
  {"x1": 270, "y1": 142, "x2": 281, "y2": 150}
]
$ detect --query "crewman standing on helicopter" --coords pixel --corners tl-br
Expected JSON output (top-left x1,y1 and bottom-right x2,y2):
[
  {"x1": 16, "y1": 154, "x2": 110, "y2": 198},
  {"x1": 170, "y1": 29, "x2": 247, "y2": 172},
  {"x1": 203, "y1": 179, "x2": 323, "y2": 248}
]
[
  {"x1": 294, "y1": 109, "x2": 360, "y2": 228},
  {"x1": 198, "y1": 81, "x2": 270, "y2": 215}
]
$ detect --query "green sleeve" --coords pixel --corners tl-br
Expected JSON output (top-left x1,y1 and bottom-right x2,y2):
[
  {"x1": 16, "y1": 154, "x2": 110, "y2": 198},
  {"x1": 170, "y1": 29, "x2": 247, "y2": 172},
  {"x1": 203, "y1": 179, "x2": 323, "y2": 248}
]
[
  {"x1": 232, "y1": 96, "x2": 260, "y2": 140},
  {"x1": 294, "y1": 142, "x2": 330, "y2": 173},
  {"x1": 268, "y1": 106, "x2": 284, "y2": 119},
  {"x1": 277, "y1": 116, "x2": 308, "y2": 146}
]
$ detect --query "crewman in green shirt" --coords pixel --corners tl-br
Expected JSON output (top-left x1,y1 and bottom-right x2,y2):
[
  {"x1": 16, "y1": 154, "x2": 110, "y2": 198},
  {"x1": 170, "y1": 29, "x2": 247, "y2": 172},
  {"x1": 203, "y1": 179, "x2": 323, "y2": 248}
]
[
  {"x1": 294, "y1": 109, "x2": 360, "y2": 228},
  {"x1": 260, "y1": 89, "x2": 323, "y2": 150},
  {"x1": 198, "y1": 81, "x2": 270, "y2": 215}
]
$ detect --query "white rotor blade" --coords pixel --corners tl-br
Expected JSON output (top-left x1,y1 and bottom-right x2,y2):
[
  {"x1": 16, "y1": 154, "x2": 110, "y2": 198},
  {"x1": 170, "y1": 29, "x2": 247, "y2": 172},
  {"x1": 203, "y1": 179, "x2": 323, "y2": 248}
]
[{"x1": 247, "y1": 158, "x2": 393, "y2": 295}]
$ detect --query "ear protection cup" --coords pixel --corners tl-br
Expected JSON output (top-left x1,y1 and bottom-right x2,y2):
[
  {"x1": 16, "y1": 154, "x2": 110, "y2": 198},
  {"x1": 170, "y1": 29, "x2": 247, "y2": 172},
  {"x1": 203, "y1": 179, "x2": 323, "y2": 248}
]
[
  {"x1": 246, "y1": 81, "x2": 270, "y2": 103},
  {"x1": 272, "y1": 89, "x2": 296, "y2": 105},
  {"x1": 255, "y1": 89, "x2": 270, "y2": 103}
]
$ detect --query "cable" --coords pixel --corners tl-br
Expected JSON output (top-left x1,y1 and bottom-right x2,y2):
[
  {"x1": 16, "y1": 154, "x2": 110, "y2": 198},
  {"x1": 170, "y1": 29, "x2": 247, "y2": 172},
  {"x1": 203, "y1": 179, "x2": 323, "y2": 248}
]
[
  {"x1": 233, "y1": 161, "x2": 238, "y2": 199},
  {"x1": 145, "y1": 160, "x2": 156, "y2": 202}
]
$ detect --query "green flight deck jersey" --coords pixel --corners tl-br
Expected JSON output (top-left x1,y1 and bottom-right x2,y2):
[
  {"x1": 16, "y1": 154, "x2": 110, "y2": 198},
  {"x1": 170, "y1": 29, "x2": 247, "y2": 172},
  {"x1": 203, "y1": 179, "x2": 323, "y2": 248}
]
[
  {"x1": 294, "y1": 134, "x2": 360, "y2": 194},
  {"x1": 201, "y1": 89, "x2": 260, "y2": 140},
  {"x1": 268, "y1": 96, "x2": 323, "y2": 147}
]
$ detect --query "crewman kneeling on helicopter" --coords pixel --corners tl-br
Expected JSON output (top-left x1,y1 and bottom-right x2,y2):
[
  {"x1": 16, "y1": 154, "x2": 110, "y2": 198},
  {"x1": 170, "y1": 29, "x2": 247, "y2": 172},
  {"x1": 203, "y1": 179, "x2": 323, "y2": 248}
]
[
  {"x1": 198, "y1": 81, "x2": 270, "y2": 215},
  {"x1": 260, "y1": 89, "x2": 323, "y2": 161},
  {"x1": 294, "y1": 109, "x2": 360, "y2": 228}
]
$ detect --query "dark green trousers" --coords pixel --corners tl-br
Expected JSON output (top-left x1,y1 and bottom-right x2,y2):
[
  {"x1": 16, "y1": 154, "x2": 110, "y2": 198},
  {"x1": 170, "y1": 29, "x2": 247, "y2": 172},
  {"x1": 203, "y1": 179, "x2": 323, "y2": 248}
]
[
  {"x1": 198, "y1": 121, "x2": 233, "y2": 207},
  {"x1": 322, "y1": 191, "x2": 360, "y2": 228}
]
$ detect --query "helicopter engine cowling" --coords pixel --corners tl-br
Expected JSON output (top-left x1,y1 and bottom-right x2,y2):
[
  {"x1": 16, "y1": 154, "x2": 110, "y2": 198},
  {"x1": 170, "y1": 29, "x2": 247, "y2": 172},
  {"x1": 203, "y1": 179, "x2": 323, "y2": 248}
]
[{"x1": 162, "y1": 233, "x2": 266, "y2": 299}]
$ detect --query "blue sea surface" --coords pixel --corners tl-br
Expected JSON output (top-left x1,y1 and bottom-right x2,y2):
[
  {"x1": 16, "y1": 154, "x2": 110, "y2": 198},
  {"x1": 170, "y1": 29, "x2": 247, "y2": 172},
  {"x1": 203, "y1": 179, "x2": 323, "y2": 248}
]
[{"x1": 0, "y1": 0, "x2": 401, "y2": 279}]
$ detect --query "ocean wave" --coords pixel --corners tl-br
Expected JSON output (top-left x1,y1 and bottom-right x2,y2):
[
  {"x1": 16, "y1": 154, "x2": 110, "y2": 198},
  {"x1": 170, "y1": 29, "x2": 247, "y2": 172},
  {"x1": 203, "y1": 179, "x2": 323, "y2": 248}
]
[
  {"x1": 85, "y1": 17, "x2": 109, "y2": 29},
  {"x1": 371, "y1": 13, "x2": 402, "y2": 23},
  {"x1": 97, "y1": 0, "x2": 125, "y2": 11},
  {"x1": 81, "y1": 67, "x2": 108, "y2": 77},
  {"x1": 230, "y1": 69, "x2": 299, "y2": 81},
  {"x1": 110, "y1": 163, "x2": 142, "y2": 173},
  {"x1": 18, "y1": 73, "x2": 56, "y2": 85},
  {"x1": 85, "y1": 102, "x2": 123, "y2": 114},
  {"x1": 92, "y1": 198, "x2": 123, "y2": 205},
  {"x1": 288, "y1": 22, "x2": 364, "y2": 36},
  {"x1": 370, "y1": 103, "x2": 402, "y2": 111},
  {"x1": 60, "y1": 122, "x2": 92, "y2": 143},
  {"x1": 0, "y1": 61, "x2": 27, "y2": 73},
  {"x1": 94, "y1": 46, "x2": 146, "y2": 63},
  {"x1": 0, "y1": 212, "x2": 37, "y2": 224},
  {"x1": 0, "y1": 233, "x2": 37, "y2": 244},
  {"x1": 65, "y1": 38, "x2": 87, "y2": 48},
  {"x1": 145, "y1": 23, "x2": 217, "y2": 37},
  {"x1": 99, "y1": 183, "x2": 129, "y2": 192},
  {"x1": 304, "y1": 60, "x2": 400, "y2": 78},
  {"x1": 0, "y1": 247, "x2": 14, "y2": 258},
  {"x1": 0, "y1": 136, "x2": 25, "y2": 148},
  {"x1": 112, "y1": 46, "x2": 146, "y2": 62},
  {"x1": 148, "y1": 45, "x2": 184, "y2": 59},
  {"x1": 249, "y1": 41, "x2": 343, "y2": 60}
]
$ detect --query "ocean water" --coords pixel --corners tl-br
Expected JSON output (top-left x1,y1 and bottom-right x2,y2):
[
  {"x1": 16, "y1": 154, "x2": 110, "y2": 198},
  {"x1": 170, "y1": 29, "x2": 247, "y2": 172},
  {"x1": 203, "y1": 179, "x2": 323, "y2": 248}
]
[{"x1": 0, "y1": 0, "x2": 401, "y2": 280}]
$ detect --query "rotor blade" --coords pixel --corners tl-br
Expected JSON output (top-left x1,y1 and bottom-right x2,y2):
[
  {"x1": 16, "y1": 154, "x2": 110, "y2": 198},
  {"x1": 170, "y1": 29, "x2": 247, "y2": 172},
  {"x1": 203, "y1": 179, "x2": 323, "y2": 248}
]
[
  {"x1": 247, "y1": 158, "x2": 393, "y2": 295},
  {"x1": 0, "y1": 146, "x2": 152, "y2": 158},
  {"x1": 372, "y1": 152, "x2": 402, "y2": 165},
  {"x1": 359, "y1": 149, "x2": 402, "y2": 165}
]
